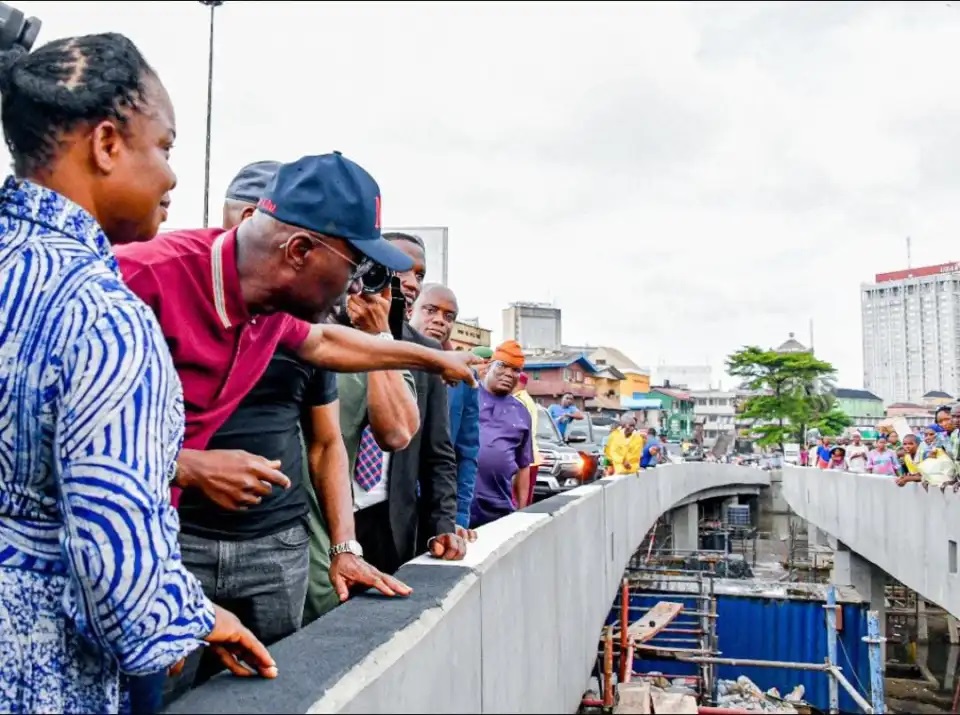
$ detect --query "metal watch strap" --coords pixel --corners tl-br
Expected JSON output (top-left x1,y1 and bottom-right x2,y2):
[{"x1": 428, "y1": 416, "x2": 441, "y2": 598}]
[{"x1": 329, "y1": 540, "x2": 364, "y2": 559}]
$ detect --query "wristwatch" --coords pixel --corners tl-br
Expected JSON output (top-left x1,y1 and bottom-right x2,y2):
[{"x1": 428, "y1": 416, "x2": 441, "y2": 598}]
[
  {"x1": 376, "y1": 331, "x2": 394, "y2": 341},
  {"x1": 329, "y1": 540, "x2": 364, "y2": 559}
]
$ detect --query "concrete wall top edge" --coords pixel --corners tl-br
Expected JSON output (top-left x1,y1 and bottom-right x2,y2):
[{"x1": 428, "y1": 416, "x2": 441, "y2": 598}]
[{"x1": 164, "y1": 463, "x2": 774, "y2": 715}]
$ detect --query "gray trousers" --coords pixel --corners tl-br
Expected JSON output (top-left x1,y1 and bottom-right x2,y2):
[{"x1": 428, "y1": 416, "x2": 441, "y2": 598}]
[{"x1": 168, "y1": 522, "x2": 310, "y2": 695}]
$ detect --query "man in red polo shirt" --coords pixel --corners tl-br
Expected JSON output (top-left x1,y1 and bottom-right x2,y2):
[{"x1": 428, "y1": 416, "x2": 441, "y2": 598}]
[{"x1": 115, "y1": 152, "x2": 478, "y2": 510}]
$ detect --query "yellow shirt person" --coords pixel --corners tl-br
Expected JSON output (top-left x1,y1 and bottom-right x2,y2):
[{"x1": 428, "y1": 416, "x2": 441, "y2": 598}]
[{"x1": 605, "y1": 418, "x2": 645, "y2": 475}]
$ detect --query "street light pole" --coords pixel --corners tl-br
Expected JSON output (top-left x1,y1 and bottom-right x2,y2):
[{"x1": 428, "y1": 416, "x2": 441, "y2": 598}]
[{"x1": 199, "y1": 1, "x2": 224, "y2": 228}]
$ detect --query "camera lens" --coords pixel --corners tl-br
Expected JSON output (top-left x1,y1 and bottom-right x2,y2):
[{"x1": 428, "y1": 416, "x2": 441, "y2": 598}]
[{"x1": 360, "y1": 263, "x2": 391, "y2": 294}]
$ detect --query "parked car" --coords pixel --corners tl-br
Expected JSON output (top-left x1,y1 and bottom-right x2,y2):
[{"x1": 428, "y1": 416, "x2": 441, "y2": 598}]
[
  {"x1": 562, "y1": 414, "x2": 606, "y2": 481},
  {"x1": 533, "y1": 406, "x2": 586, "y2": 500}
]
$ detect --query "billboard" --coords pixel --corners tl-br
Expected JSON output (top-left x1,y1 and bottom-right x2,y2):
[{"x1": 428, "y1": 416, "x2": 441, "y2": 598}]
[{"x1": 383, "y1": 226, "x2": 449, "y2": 286}]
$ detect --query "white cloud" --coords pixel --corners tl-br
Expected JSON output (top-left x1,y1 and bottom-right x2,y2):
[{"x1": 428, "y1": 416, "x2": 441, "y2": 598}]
[{"x1": 8, "y1": 0, "x2": 960, "y2": 390}]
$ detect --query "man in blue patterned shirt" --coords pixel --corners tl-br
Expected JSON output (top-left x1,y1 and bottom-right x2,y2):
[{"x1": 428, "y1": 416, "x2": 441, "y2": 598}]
[{"x1": 0, "y1": 32, "x2": 274, "y2": 714}]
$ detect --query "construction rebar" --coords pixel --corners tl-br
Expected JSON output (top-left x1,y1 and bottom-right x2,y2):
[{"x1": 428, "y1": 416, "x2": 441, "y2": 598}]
[
  {"x1": 602, "y1": 628, "x2": 614, "y2": 708},
  {"x1": 619, "y1": 579, "x2": 630, "y2": 683}
]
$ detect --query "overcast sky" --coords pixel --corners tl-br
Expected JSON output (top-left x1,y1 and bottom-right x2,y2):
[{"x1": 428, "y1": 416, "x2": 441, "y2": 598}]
[{"x1": 10, "y1": 0, "x2": 960, "y2": 388}]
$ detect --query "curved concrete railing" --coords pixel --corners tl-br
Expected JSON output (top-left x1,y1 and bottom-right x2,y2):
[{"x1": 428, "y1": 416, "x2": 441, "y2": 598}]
[
  {"x1": 781, "y1": 465, "x2": 960, "y2": 617},
  {"x1": 167, "y1": 463, "x2": 768, "y2": 715}
]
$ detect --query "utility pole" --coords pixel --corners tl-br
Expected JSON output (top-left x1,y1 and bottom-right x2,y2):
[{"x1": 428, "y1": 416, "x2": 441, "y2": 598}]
[
  {"x1": 907, "y1": 235, "x2": 912, "y2": 269},
  {"x1": 199, "y1": 1, "x2": 224, "y2": 228}
]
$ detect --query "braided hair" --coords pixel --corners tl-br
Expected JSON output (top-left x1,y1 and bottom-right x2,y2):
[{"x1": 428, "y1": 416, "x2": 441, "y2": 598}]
[{"x1": 0, "y1": 33, "x2": 156, "y2": 176}]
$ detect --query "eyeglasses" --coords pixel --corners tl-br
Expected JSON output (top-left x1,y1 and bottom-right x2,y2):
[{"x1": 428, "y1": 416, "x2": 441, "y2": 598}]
[{"x1": 285, "y1": 233, "x2": 376, "y2": 286}]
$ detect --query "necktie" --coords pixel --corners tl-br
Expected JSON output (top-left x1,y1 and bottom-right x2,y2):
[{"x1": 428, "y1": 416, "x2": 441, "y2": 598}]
[{"x1": 355, "y1": 425, "x2": 384, "y2": 491}]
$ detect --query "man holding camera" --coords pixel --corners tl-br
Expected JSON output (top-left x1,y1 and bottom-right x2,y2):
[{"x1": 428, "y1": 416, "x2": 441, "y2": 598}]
[
  {"x1": 303, "y1": 233, "x2": 465, "y2": 623},
  {"x1": 162, "y1": 162, "x2": 414, "y2": 689}
]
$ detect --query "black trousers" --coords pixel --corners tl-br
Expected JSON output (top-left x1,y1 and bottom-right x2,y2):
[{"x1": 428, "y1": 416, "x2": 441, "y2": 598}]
[{"x1": 355, "y1": 501, "x2": 402, "y2": 575}]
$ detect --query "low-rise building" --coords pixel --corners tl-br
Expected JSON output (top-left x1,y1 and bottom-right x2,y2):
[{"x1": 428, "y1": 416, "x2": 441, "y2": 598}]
[
  {"x1": 522, "y1": 350, "x2": 598, "y2": 409},
  {"x1": 690, "y1": 389, "x2": 739, "y2": 447},
  {"x1": 922, "y1": 390, "x2": 954, "y2": 409},
  {"x1": 448, "y1": 318, "x2": 491, "y2": 351},
  {"x1": 564, "y1": 345, "x2": 651, "y2": 409},
  {"x1": 834, "y1": 388, "x2": 885, "y2": 432},
  {"x1": 586, "y1": 365, "x2": 627, "y2": 416},
  {"x1": 647, "y1": 386, "x2": 696, "y2": 441}
]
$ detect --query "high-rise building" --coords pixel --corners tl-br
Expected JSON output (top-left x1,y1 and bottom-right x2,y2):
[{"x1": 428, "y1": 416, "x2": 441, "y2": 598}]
[
  {"x1": 861, "y1": 261, "x2": 960, "y2": 403},
  {"x1": 502, "y1": 302, "x2": 562, "y2": 350}
]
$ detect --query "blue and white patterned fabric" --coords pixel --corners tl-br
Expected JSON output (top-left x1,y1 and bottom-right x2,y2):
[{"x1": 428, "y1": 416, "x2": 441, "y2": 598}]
[{"x1": 0, "y1": 178, "x2": 215, "y2": 713}]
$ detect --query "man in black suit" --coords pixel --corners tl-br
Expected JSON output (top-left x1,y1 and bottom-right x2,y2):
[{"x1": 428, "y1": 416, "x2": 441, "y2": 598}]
[{"x1": 346, "y1": 232, "x2": 466, "y2": 574}]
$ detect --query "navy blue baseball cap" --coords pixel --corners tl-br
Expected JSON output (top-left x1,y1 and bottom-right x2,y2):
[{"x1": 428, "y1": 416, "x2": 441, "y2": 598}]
[
  {"x1": 225, "y1": 160, "x2": 281, "y2": 203},
  {"x1": 257, "y1": 152, "x2": 413, "y2": 272}
]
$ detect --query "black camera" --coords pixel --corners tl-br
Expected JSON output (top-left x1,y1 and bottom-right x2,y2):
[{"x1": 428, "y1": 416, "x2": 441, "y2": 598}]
[
  {"x1": 359, "y1": 262, "x2": 392, "y2": 295},
  {"x1": 0, "y1": 3, "x2": 40, "y2": 53}
]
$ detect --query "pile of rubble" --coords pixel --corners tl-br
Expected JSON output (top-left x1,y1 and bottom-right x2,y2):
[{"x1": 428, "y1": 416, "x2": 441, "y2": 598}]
[{"x1": 715, "y1": 676, "x2": 806, "y2": 713}]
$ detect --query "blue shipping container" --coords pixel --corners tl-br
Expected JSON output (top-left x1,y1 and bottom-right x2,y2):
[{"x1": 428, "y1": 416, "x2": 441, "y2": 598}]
[{"x1": 607, "y1": 590, "x2": 871, "y2": 713}]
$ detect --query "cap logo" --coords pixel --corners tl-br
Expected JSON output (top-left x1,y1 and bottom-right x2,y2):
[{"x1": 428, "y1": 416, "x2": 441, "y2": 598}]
[
  {"x1": 258, "y1": 197, "x2": 277, "y2": 214},
  {"x1": 374, "y1": 196, "x2": 381, "y2": 230}
]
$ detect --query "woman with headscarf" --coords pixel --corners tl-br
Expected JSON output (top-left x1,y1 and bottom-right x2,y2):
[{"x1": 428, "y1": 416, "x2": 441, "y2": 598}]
[
  {"x1": 0, "y1": 34, "x2": 274, "y2": 713},
  {"x1": 826, "y1": 446, "x2": 848, "y2": 471}
]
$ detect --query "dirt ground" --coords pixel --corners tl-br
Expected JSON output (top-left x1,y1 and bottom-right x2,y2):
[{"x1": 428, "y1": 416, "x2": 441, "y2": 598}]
[{"x1": 887, "y1": 677, "x2": 955, "y2": 714}]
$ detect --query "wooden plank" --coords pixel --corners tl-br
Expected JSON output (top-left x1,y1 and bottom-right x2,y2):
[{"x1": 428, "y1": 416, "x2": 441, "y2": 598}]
[
  {"x1": 626, "y1": 601, "x2": 685, "y2": 643},
  {"x1": 615, "y1": 681, "x2": 651, "y2": 714},
  {"x1": 649, "y1": 691, "x2": 697, "y2": 714}
]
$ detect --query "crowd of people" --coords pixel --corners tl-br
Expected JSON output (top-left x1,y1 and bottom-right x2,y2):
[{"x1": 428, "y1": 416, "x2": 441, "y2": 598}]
[
  {"x1": 799, "y1": 404, "x2": 960, "y2": 490},
  {"x1": 0, "y1": 32, "x2": 559, "y2": 714}
]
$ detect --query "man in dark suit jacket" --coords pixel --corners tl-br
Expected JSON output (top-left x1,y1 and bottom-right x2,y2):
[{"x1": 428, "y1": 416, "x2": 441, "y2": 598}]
[{"x1": 351, "y1": 233, "x2": 465, "y2": 573}]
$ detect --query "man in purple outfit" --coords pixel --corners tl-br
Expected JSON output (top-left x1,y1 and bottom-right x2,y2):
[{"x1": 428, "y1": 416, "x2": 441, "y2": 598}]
[{"x1": 470, "y1": 340, "x2": 534, "y2": 528}]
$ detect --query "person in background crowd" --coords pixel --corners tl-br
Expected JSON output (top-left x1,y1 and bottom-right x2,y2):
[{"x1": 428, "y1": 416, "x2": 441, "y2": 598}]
[
  {"x1": 826, "y1": 446, "x2": 847, "y2": 471},
  {"x1": 471, "y1": 342, "x2": 534, "y2": 528},
  {"x1": 409, "y1": 283, "x2": 480, "y2": 538},
  {"x1": 473, "y1": 345, "x2": 495, "y2": 381},
  {"x1": 866, "y1": 435, "x2": 899, "y2": 476},
  {"x1": 799, "y1": 444, "x2": 809, "y2": 467},
  {"x1": 845, "y1": 432, "x2": 869, "y2": 473},
  {"x1": 640, "y1": 442, "x2": 661, "y2": 470},
  {"x1": 895, "y1": 434, "x2": 923, "y2": 487},
  {"x1": 886, "y1": 430, "x2": 902, "y2": 453},
  {"x1": 0, "y1": 33, "x2": 276, "y2": 714},
  {"x1": 549, "y1": 392, "x2": 583, "y2": 438},
  {"x1": 115, "y1": 154, "x2": 478, "y2": 515},
  {"x1": 816, "y1": 436, "x2": 832, "y2": 469},
  {"x1": 174, "y1": 162, "x2": 409, "y2": 686},
  {"x1": 921, "y1": 426, "x2": 941, "y2": 460},
  {"x1": 646, "y1": 427, "x2": 662, "y2": 454},
  {"x1": 605, "y1": 413, "x2": 644, "y2": 474},
  {"x1": 512, "y1": 373, "x2": 542, "y2": 506}
]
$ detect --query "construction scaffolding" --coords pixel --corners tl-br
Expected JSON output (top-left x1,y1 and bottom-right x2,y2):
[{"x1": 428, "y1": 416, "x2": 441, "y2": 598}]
[
  {"x1": 595, "y1": 568, "x2": 719, "y2": 705},
  {"x1": 587, "y1": 574, "x2": 886, "y2": 714}
]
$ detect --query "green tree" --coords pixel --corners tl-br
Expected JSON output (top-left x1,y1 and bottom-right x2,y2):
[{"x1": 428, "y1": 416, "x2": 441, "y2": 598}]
[{"x1": 726, "y1": 346, "x2": 849, "y2": 450}]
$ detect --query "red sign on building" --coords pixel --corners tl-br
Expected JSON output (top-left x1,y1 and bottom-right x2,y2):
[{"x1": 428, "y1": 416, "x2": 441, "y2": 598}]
[{"x1": 875, "y1": 261, "x2": 960, "y2": 283}]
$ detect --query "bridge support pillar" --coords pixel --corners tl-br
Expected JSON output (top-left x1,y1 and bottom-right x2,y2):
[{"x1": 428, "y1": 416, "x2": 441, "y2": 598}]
[
  {"x1": 671, "y1": 503, "x2": 699, "y2": 554},
  {"x1": 832, "y1": 541, "x2": 887, "y2": 668}
]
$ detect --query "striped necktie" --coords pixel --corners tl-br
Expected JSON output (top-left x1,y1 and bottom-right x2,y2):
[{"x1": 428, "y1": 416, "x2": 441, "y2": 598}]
[{"x1": 355, "y1": 425, "x2": 384, "y2": 491}]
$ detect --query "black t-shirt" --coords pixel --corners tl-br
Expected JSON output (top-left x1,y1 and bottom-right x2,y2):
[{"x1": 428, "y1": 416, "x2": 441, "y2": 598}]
[{"x1": 178, "y1": 348, "x2": 338, "y2": 541}]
